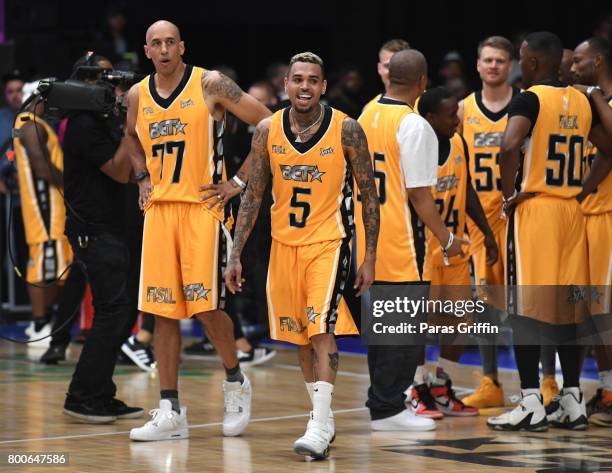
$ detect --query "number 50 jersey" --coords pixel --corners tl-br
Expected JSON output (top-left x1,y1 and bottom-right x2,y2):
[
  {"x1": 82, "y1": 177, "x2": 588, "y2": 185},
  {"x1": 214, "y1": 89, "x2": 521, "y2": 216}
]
[
  {"x1": 136, "y1": 65, "x2": 225, "y2": 218},
  {"x1": 267, "y1": 105, "x2": 354, "y2": 246}
]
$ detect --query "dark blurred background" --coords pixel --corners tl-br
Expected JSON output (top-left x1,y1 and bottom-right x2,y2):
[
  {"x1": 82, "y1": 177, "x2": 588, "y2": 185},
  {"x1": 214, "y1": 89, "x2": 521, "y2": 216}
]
[{"x1": 2, "y1": 0, "x2": 610, "y2": 101}]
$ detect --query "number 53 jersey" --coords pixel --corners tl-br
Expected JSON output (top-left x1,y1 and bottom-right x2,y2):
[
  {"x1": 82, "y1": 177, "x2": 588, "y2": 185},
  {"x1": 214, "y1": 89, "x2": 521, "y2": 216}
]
[
  {"x1": 267, "y1": 105, "x2": 354, "y2": 246},
  {"x1": 136, "y1": 65, "x2": 226, "y2": 219}
]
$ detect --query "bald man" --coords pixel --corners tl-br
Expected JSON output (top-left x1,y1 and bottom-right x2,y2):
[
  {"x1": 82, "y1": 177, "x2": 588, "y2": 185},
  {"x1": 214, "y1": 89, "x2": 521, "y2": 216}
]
[
  {"x1": 356, "y1": 49, "x2": 467, "y2": 431},
  {"x1": 126, "y1": 20, "x2": 271, "y2": 441}
]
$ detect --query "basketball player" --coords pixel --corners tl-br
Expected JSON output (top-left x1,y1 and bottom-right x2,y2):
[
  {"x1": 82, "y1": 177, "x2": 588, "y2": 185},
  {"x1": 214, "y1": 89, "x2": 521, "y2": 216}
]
[
  {"x1": 355, "y1": 50, "x2": 467, "y2": 432},
  {"x1": 488, "y1": 31, "x2": 612, "y2": 431},
  {"x1": 572, "y1": 36, "x2": 612, "y2": 427},
  {"x1": 126, "y1": 20, "x2": 271, "y2": 441},
  {"x1": 13, "y1": 89, "x2": 73, "y2": 343},
  {"x1": 458, "y1": 36, "x2": 517, "y2": 409},
  {"x1": 410, "y1": 86, "x2": 498, "y2": 419},
  {"x1": 226, "y1": 52, "x2": 380, "y2": 459}
]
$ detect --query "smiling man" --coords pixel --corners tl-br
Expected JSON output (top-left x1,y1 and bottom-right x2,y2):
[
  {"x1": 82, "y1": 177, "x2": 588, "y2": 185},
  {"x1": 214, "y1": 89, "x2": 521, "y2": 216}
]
[
  {"x1": 226, "y1": 51, "x2": 380, "y2": 459},
  {"x1": 125, "y1": 20, "x2": 271, "y2": 442}
]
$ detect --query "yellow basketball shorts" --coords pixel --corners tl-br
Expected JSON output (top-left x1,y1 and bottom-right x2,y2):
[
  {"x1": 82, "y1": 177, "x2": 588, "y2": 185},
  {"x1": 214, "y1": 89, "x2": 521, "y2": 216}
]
[
  {"x1": 585, "y1": 211, "x2": 612, "y2": 315},
  {"x1": 27, "y1": 238, "x2": 73, "y2": 284},
  {"x1": 506, "y1": 196, "x2": 588, "y2": 323},
  {"x1": 468, "y1": 220, "x2": 506, "y2": 286},
  {"x1": 266, "y1": 238, "x2": 359, "y2": 345},
  {"x1": 430, "y1": 261, "x2": 472, "y2": 300},
  {"x1": 139, "y1": 202, "x2": 229, "y2": 319}
]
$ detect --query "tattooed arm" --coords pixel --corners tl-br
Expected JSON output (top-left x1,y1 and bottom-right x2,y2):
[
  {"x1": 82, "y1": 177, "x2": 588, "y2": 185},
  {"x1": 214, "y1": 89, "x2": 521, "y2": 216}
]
[
  {"x1": 342, "y1": 117, "x2": 380, "y2": 295},
  {"x1": 200, "y1": 70, "x2": 272, "y2": 208},
  {"x1": 225, "y1": 117, "x2": 272, "y2": 293}
]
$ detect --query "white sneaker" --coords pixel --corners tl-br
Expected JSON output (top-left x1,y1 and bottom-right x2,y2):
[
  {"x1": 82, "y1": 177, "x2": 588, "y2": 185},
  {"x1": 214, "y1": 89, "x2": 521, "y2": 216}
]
[
  {"x1": 129, "y1": 399, "x2": 189, "y2": 441},
  {"x1": 294, "y1": 415, "x2": 330, "y2": 459},
  {"x1": 307, "y1": 410, "x2": 336, "y2": 444},
  {"x1": 546, "y1": 387, "x2": 587, "y2": 430},
  {"x1": 25, "y1": 322, "x2": 51, "y2": 348},
  {"x1": 371, "y1": 409, "x2": 436, "y2": 431},
  {"x1": 487, "y1": 391, "x2": 548, "y2": 431},
  {"x1": 223, "y1": 375, "x2": 252, "y2": 437},
  {"x1": 237, "y1": 347, "x2": 277, "y2": 367}
]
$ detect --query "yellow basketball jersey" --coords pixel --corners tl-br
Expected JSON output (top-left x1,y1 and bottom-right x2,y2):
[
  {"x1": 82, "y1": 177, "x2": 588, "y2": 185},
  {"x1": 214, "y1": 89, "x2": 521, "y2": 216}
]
[
  {"x1": 462, "y1": 91, "x2": 510, "y2": 235},
  {"x1": 13, "y1": 112, "x2": 66, "y2": 244},
  {"x1": 356, "y1": 96, "x2": 430, "y2": 282},
  {"x1": 267, "y1": 105, "x2": 353, "y2": 246},
  {"x1": 581, "y1": 97, "x2": 612, "y2": 215},
  {"x1": 136, "y1": 65, "x2": 226, "y2": 219},
  {"x1": 519, "y1": 85, "x2": 592, "y2": 198},
  {"x1": 427, "y1": 133, "x2": 470, "y2": 267}
]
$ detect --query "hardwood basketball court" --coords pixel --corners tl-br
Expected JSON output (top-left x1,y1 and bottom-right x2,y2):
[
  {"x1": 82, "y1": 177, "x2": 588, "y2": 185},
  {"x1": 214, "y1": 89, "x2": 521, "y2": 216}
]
[{"x1": 0, "y1": 342, "x2": 610, "y2": 472}]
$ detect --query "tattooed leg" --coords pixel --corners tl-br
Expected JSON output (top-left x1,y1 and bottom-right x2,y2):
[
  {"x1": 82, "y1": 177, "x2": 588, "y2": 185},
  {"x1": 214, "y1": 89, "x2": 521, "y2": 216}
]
[
  {"x1": 310, "y1": 333, "x2": 339, "y2": 384},
  {"x1": 298, "y1": 344, "x2": 315, "y2": 383}
]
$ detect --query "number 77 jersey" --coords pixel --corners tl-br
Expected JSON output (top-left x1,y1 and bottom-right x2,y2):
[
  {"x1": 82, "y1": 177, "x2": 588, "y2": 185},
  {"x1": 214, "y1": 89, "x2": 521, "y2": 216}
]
[{"x1": 136, "y1": 65, "x2": 226, "y2": 218}]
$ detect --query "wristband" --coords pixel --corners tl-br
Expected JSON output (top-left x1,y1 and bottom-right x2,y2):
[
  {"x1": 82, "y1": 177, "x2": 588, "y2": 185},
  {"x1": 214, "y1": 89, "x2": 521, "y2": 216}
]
[
  {"x1": 134, "y1": 170, "x2": 149, "y2": 182},
  {"x1": 443, "y1": 232, "x2": 454, "y2": 251},
  {"x1": 232, "y1": 175, "x2": 247, "y2": 190}
]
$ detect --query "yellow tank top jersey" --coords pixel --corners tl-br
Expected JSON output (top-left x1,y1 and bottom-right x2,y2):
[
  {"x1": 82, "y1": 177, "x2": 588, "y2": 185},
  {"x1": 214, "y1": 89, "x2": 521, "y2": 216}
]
[
  {"x1": 13, "y1": 113, "x2": 66, "y2": 244},
  {"x1": 356, "y1": 96, "x2": 430, "y2": 282},
  {"x1": 136, "y1": 65, "x2": 226, "y2": 219},
  {"x1": 267, "y1": 105, "x2": 353, "y2": 246},
  {"x1": 427, "y1": 133, "x2": 470, "y2": 267},
  {"x1": 462, "y1": 91, "x2": 508, "y2": 234},
  {"x1": 519, "y1": 85, "x2": 592, "y2": 198},
  {"x1": 581, "y1": 97, "x2": 612, "y2": 215}
]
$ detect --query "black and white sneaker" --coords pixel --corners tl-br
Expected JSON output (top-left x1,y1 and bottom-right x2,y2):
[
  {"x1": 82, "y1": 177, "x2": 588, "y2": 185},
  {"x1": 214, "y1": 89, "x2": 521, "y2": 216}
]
[
  {"x1": 546, "y1": 387, "x2": 587, "y2": 430},
  {"x1": 64, "y1": 399, "x2": 117, "y2": 424},
  {"x1": 237, "y1": 347, "x2": 277, "y2": 367},
  {"x1": 183, "y1": 339, "x2": 217, "y2": 359},
  {"x1": 40, "y1": 344, "x2": 67, "y2": 364},
  {"x1": 487, "y1": 391, "x2": 548, "y2": 431},
  {"x1": 121, "y1": 336, "x2": 156, "y2": 372},
  {"x1": 107, "y1": 398, "x2": 145, "y2": 419}
]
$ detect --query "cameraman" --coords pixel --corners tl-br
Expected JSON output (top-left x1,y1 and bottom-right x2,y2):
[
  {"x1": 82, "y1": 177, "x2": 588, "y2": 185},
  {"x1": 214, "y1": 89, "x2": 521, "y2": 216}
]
[{"x1": 62, "y1": 54, "x2": 143, "y2": 423}]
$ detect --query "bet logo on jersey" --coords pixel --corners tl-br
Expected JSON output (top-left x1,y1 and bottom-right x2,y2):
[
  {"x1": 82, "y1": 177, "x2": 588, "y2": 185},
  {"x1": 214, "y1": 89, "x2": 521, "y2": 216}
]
[
  {"x1": 280, "y1": 164, "x2": 325, "y2": 182},
  {"x1": 149, "y1": 119, "x2": 188, "y2": 139}
]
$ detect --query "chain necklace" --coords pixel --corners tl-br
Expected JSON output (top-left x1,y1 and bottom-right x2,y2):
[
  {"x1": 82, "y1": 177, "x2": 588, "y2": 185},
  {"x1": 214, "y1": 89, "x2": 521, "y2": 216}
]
[{"x1": 290, "y1": 104, "x2": 323, "y2": 143}]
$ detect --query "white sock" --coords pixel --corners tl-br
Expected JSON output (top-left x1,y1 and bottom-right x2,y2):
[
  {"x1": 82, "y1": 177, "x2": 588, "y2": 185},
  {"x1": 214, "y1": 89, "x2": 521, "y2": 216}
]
[
  {"x1": 599, "y1": 370, "x2": 612, "y2": 391},
  {"x1": 305, "y1": 382, "x2": 314, "y2": 405},
  {"x1": 414, "y1": 365, "x2": 428, "y2": 385},
  {"x1": 437, "y1": 358, "x2": 460, "y2": 378},
  {"x1": 312, "y1": 381, "x2": 333, "y2": 427}
]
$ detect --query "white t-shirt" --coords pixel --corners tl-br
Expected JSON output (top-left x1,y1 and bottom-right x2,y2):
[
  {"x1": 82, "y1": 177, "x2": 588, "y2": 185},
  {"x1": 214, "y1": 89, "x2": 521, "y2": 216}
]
[{"x1": 397, "y1": 113, "x2": 438, "y2": 189}]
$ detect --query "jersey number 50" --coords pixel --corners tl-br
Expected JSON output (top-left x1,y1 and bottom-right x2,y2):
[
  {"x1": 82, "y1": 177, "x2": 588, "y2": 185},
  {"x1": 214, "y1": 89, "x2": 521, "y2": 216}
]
[{"x1": 545, "y1": 134, "x2": 583, "y2": 187}]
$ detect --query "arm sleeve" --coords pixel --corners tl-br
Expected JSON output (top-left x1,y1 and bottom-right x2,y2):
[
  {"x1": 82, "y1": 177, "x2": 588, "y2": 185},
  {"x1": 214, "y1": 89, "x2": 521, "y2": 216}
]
[
  {"x1": 508, "y1": 91, "x2": 539, "y2": 130},
  {"x1": 397, "y1": 114, "x2": 438, "y2": 188},
  {"x1": 73, "y1": 114, "x2": 118, "y2": 169}
]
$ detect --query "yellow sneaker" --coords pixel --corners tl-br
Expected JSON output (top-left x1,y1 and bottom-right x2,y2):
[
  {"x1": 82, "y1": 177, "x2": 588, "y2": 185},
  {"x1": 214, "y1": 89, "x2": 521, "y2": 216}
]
[
  {"x1": 462, "y1": 375, "x2": 504, "y2": 408},
  {"x1": 541, "y1": 376, "x2": 560, "y2": 407}
]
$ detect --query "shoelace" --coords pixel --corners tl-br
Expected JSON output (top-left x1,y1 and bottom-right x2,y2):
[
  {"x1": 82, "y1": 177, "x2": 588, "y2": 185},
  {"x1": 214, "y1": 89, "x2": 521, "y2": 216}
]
[{"x1": 146, "y1": 408, "x2": 176, "y2": 427}]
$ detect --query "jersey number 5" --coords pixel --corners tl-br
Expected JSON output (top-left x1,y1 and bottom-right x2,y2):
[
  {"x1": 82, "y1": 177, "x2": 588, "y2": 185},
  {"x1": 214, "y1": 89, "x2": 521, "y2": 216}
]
[
  {"x1": 151, "y1": 141, "x2": 186, "y2": 183},
  {"x1": 290, "y1": 187, "x2": 311, "y2": 228}
]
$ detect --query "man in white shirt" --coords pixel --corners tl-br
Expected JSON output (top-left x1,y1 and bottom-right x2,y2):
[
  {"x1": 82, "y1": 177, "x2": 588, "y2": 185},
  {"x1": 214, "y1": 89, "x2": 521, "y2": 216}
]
[{"x1": 356, "y1": 49, "x2": 467, "y2": 431}]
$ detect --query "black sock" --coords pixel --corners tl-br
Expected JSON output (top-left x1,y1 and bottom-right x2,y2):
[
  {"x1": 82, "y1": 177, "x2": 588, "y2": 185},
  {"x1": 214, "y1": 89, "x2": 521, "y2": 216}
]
[
  {"x1": 160, "y1": 389, "x2": 180, "y2": 413},
  {"x1": 557, "y1": 345, "x2": 582, "y2": 388},
  {"x1": 225, "y1": 364, "x2": 244, "y2": 383},
  {"x1": 34, "y1": 314, "x2": 51, "y2": 332},
  {"x1": 513, "y1": 344, "x2": 540, "y2": 389}
]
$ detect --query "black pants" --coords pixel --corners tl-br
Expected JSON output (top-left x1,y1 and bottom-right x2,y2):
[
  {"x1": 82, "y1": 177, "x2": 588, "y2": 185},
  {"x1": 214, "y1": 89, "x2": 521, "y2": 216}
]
[
  {"x1": 50, "y1": 262, "x2": 87, "y2": 347},
  {"x1": 365, "y1": 282, "x2": 429, "y2": 420},
  {"x1": 66, "y1": 232, "x2": 131, "y2": 403}
]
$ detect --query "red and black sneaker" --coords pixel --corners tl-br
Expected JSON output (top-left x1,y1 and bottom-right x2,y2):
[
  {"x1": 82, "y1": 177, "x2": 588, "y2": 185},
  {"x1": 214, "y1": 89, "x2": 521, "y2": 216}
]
[
  {"x1": 430, "y1": 371, "x2": 478, "y2": 417},
  {"x1": 409, "y1": 383, "x2": 444, "y2": 419}
]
